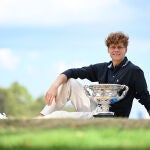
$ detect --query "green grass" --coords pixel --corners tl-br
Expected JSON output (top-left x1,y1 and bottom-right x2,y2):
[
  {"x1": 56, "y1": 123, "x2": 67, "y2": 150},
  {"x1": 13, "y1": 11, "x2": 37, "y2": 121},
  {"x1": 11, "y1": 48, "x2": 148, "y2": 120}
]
[{"x1": 0, "y1": 118, "x2": 150, "y2": 150}]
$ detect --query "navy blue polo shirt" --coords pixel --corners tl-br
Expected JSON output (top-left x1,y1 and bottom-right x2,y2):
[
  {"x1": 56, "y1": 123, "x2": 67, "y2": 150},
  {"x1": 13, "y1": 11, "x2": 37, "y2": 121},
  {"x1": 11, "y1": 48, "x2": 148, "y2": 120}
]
[{"x1": 62, "y1": 57, "x2": 150, "y2": 117}]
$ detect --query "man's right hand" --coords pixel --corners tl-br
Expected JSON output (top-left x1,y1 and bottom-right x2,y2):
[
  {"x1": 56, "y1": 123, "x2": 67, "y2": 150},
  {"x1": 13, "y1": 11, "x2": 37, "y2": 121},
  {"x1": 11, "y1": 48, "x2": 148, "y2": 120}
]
[
  {"x1": 45, "y1": 85, "x2": 58, "y2": 105},
  {"x1": 45, "y1": 74, "x2": 68, "y2": 105}
]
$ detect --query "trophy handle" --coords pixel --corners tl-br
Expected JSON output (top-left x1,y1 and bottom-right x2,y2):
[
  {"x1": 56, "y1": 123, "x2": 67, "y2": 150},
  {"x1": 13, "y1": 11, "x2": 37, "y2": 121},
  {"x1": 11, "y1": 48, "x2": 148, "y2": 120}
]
[
  {"x1": 84, "y1": 85, "x2": 96, "y2": 100},
  {"x1": 84, "y1": 85, "x2": 90, "y2": 96},
  {"x1": 117, "y1": 85, "x2": 129, "y2": 100}
]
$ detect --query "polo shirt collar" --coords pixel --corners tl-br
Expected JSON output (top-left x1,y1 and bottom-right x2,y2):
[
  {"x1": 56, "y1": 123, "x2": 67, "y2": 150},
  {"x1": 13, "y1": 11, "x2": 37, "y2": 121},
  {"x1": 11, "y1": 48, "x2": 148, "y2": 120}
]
[{"x1": 108, "y1": 57, "x2": 129, "y2": 69}]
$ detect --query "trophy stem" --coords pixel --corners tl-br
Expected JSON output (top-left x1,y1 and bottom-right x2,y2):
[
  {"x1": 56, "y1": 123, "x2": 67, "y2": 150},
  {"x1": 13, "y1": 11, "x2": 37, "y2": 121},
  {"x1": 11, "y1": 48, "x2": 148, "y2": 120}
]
[{"x1": 93, "y1": 100, "x2": 114, "y2": 117}]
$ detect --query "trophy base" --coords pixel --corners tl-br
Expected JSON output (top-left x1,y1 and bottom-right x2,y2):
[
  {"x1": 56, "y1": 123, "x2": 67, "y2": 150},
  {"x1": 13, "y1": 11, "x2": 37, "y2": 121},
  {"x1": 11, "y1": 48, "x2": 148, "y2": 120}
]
[{"x1": 93, "y1": 112, "x2": 114, "y2": 118}]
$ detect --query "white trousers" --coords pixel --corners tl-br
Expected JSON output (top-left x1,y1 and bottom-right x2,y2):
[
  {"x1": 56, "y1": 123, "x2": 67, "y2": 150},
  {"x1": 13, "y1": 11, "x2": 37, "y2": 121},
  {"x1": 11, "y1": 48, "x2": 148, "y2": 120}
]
[{"x1": 40, "y1": 79, "x2": 97, "y2": 119}]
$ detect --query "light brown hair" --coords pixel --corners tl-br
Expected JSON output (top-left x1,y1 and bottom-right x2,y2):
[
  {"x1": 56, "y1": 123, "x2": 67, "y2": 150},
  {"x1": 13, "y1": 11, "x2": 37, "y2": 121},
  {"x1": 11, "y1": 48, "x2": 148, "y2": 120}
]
[{"x1": 105, "y1": 32, "x2": 129, "y2": 48}]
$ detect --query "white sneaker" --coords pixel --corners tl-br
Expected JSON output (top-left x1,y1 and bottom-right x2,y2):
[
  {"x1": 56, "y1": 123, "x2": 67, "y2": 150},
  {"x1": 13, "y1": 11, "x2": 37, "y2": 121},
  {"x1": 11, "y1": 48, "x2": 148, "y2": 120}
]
[{"x1": 0, "y1": 113, "x2": 7, "y2": 119}]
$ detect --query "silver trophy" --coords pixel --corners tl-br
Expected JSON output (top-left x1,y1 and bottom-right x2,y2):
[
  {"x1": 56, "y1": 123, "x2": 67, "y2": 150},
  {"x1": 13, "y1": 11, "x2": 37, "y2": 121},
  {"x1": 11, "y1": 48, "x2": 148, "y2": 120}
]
[{"x1": 84, "y1": 84, "x2": 129, "y2": 117}]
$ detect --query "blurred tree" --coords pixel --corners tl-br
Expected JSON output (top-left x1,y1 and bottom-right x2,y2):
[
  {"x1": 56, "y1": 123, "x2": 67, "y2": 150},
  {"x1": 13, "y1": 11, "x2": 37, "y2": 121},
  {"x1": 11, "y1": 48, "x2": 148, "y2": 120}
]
[
  {"x1": 30, "y1": 95, "x2": 45, "y2": 116},
  {"x1": 0, "y1": 82, "x2": 34, "y2": 117},
  {"x1": 0, "y1": 88, "x2": 8, "y2": 113}
]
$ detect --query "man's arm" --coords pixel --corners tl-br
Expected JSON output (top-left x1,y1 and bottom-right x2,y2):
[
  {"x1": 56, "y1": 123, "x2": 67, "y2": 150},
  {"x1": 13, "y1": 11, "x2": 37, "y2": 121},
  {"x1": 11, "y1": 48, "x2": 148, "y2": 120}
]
[
  {"x1": 45, "y1": 74, "x2": 67, "y2": 105},
  {"x1": 133, "y1": 68, "x2": 150, "y2": 117}
]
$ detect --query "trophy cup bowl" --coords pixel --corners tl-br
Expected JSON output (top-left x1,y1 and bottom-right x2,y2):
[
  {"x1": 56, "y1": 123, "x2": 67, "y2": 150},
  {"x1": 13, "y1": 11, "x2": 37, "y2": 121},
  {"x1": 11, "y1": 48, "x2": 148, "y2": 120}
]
[{"x1": 84, "y1": 84, "x2": 129, "y2": 117}]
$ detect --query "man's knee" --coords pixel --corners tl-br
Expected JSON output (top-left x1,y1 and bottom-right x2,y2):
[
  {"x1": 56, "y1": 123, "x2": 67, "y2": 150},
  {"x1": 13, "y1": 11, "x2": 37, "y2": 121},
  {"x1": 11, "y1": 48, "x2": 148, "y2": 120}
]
[
  {"x1": 67, "y1": 78, "x2": 84, "y2": 90},
  {"x1": 67, "y1": 78, "x2": 81, "y2": 87},
  {"x1": 68, "y1": 78, "x2": 77, "y2": 83}
]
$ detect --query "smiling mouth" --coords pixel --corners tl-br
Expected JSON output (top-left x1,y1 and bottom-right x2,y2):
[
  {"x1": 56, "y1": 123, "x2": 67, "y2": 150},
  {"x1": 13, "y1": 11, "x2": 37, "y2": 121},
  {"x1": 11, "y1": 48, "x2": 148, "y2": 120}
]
[{"x1": 112, "y1": 54, "x2": 120, "y2": 56}]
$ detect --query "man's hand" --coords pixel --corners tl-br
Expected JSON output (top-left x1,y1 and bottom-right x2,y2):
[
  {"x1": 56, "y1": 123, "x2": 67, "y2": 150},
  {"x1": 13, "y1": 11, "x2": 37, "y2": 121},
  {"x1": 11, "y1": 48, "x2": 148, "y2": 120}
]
[
  {"x1": 45, "y1": 85, "x2": 58, "y2": 105},
  {"x1": 45, "y1": 74, "x2": 68, "y2": 105}
]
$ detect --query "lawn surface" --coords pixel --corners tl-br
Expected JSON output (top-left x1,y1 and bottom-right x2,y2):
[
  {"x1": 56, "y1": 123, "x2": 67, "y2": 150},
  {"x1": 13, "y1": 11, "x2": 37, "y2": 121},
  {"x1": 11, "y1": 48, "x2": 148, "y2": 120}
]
[{"x1": 0, "y1": 118, "x2": 150, "y2": 150}]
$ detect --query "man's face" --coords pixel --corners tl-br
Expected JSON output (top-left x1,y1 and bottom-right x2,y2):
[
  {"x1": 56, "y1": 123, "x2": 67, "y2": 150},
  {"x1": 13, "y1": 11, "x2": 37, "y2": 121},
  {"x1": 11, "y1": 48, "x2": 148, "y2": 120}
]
[{"x1": 108, "y1": 43, "x2": 127, "y2": 63}]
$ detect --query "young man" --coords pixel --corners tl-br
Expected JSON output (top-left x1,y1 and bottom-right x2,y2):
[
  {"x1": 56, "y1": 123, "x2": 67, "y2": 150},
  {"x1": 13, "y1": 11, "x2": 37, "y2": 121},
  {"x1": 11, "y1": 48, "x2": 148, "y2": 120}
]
[{"x1": 40, "y1": 32, "x2": 150, "y2": 118}]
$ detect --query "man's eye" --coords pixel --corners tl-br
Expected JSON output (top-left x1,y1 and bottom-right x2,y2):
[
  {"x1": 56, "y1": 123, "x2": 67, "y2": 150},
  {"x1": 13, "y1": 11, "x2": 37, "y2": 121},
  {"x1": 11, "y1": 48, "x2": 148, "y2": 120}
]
[{"x1": 110, "y1": 47, "x2": 115, "y2": 49}]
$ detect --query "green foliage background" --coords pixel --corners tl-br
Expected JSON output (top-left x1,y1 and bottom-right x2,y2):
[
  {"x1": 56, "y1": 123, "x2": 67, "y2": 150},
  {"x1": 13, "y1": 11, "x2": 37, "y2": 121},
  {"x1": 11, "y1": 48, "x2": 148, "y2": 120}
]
[{"x1": 0, "y1": 82, "x2": 45, "y2": 117}]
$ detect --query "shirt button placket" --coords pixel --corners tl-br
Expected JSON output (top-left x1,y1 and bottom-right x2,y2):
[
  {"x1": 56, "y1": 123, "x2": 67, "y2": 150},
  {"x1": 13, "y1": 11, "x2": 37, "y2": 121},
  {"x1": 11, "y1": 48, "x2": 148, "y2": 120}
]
[
  {"x1": 116, "y1": 79, "x2": 119, "y2": 83},
  {"x1": 112, "y1": 75, "x2": 115, "y2": 83}
]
